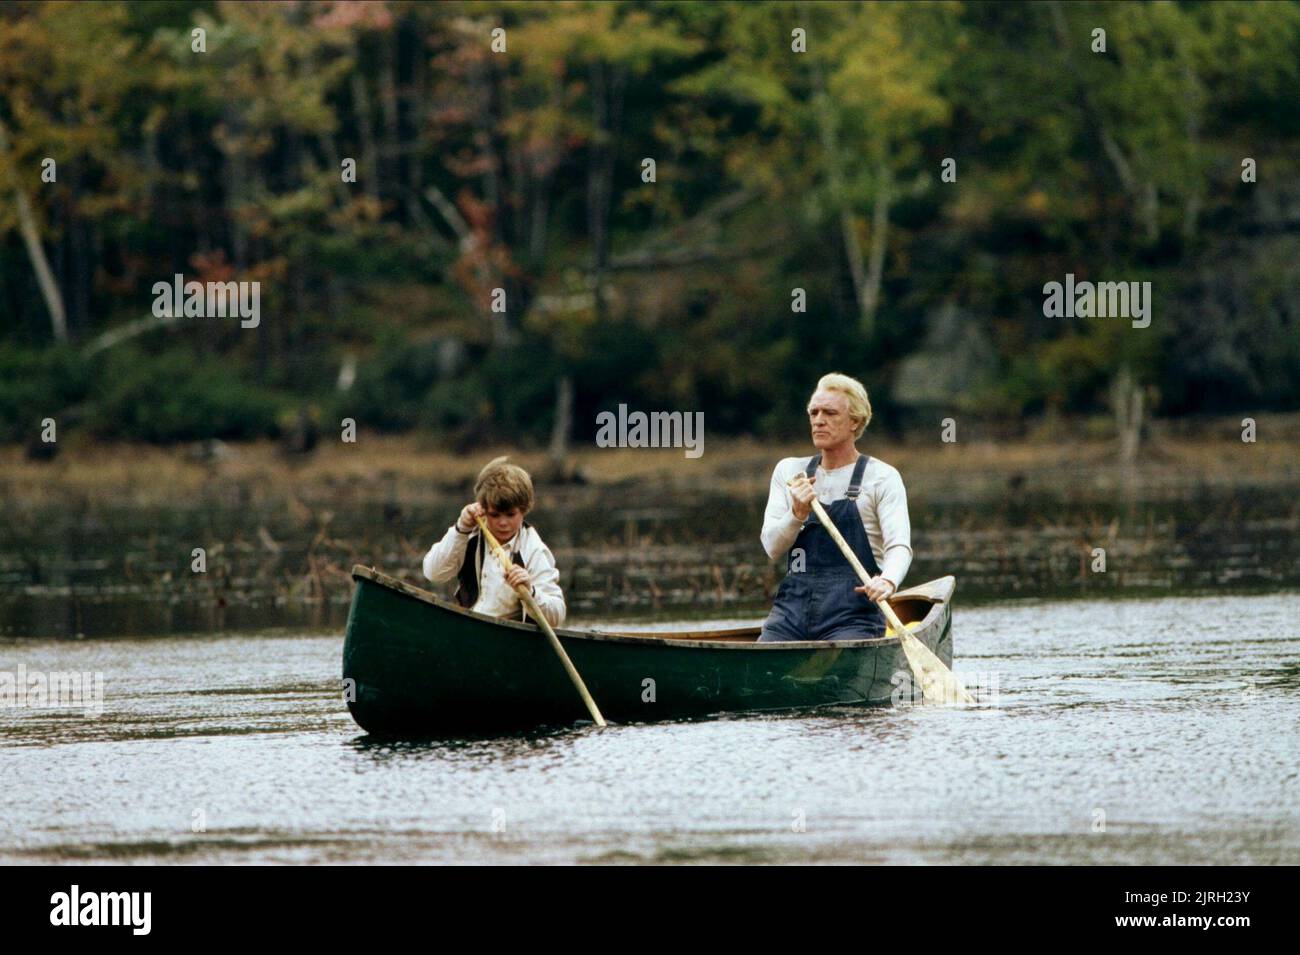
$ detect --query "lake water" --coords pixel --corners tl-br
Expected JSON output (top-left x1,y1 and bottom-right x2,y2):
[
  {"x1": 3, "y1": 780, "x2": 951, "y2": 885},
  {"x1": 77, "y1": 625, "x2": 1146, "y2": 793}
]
[{"x1": 3, "y1": 592, "x2": 1297, "y2": 864}]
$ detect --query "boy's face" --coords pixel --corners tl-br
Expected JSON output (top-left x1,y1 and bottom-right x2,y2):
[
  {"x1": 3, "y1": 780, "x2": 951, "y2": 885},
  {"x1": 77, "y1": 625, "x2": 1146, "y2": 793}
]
[{"x1": 484, "y1": 505, "x2": 525, "y2": 543}]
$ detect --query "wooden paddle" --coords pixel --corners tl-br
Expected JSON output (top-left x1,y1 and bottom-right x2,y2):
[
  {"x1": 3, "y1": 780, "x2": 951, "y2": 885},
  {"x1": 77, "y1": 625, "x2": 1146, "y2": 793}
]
[
  {"x1": 474, "y1": 516, "x2": 607, "y2": 727},
  {"x1": 791, "y1": 480, "x2": 973, "y2": 704}
]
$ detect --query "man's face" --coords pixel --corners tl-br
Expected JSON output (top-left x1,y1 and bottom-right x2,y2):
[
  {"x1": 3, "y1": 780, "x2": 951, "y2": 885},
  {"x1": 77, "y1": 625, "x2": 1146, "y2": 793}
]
[
  {"x1": 485, "y1": 506, "x2": 525, "y2": 543},
  {"x1": 807, "y1": 389, "x2": 857, "y2": 449}
]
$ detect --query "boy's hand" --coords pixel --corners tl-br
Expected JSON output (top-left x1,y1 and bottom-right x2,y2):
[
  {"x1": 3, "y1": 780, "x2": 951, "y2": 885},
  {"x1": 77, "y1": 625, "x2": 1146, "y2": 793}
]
[
  {"x1": 457, "y1": 502, "x2": 485, "y2": 533},
  {"x1": 505, "y1": 565, "x2": 532, "y2": 593}
]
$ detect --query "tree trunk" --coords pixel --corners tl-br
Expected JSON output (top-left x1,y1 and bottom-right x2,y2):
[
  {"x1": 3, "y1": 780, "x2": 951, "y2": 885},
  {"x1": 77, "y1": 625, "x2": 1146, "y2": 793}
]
[
  {"x1": 380, "y1": 36, "x2": 401, "y2": 203},
  {"x1": 474, "y1": 59, "x2": 513, "y2": 346},
  {"x1": 0, "y1": 120, "x2": 68, "y2": 342},
  {"x1": 530, "y1": 177, "x2": 550, "y2": 266},
  {"x1": 548, "y1": 375, "x2": 574, "y2": 469},
  {"x1": 302, "y1": 47, "x2": 351, "y2": 209},
  {"x1": 405, "y1": 44, "x2": 428, "y2": 229},
  {"x1": 1180, "y1": 59, "x2": 1203, "y2": 243},
  {"x1": 82, "y1": 312, "x2": 178, "y2": 357},
  {"x1": 475, "y1": 60, "x2": 500, "y2": 210},
  {"x1": 71, "y1": 213, "x2": 90, "y2": 340},
  {"x1": 1048, "y1": 1, "x2": 1159, "y2": 244},
  {"x1": 351, "y1": 72, "x2": 381, "y2": 205},
  {"x1": 587, "y1": 62, "x2": 626, "y2": 323},
  {"x1": 221, "y1": 104, "x2": 249, "y2": 270},
  {"x1": 527, "y1": 77, "x2": 562, "y2": 266},
  {"x1": 587, "y1": 63, "x2": 610, "y2": 322},
  {"x1": 1112, "y1": 365, "x2": 1144, "y2": 469},
  {"x1": 812, "y1": 63, "x2": 880, "y2": 336},
  {"x1": 837, "y1": 207, "x2": 869, "y2": 331},
  {"x1": 319, "y1": 130, "x2": 352, "y2": 208},
  {"x1": 860, "y1": 156, "x2": 892, "y2": 334}
]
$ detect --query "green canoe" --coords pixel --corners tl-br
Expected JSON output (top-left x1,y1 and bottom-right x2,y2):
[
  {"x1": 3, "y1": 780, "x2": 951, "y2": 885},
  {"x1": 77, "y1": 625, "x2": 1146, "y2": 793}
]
[{"x1": 342, "y1": 565, "x2": 956, "y2": 735}]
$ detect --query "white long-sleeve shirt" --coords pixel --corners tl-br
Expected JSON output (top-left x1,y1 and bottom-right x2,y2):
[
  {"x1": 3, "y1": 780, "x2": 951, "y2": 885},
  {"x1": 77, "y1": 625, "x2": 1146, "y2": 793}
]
[
  {"x1": 761, "y1": 454, "x2": 913, "y2": 588},
  {"x1": 422, "y1": 523, "x2": 567, "y2": 627}
]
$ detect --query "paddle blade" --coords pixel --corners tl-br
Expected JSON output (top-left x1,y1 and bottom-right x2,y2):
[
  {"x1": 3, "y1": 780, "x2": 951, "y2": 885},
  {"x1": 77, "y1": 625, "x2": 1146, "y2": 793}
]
[{"x1": 899, "y1": 631, "x2": 974, "y2": 705}]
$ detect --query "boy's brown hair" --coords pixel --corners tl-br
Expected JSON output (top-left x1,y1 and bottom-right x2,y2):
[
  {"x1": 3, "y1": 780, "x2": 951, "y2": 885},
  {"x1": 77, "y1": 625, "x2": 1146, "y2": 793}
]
[{"x1": 474, "y1": 456, "x2": 535, "y2": 513}]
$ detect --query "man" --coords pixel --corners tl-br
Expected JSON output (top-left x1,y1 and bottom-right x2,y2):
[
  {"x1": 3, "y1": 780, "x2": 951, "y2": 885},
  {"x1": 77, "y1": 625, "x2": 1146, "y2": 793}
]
[{"x1": 759, "y1": 372, "x2": 912, "y2": 642}]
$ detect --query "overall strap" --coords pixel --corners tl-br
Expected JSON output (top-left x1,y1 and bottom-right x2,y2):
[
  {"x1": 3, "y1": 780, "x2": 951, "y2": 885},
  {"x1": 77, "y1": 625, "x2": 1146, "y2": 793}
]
[
  {"x1": 804, "y1": 453, "x2": 821, "y2": 478},
  {"x1": 510, "y1": 525, "x2": 528, "y2": 568},
  {"x1": 455, "y1": 531, "x2": 526, "y2": 611},
  {"x1": 455, "y1": 533, "x2": 482, "y2": 608},
  {"x1": 509, "y1": 529, "x2": 527, "y2": 620},
  {"x1": 846, "y1": 453, "x2": 868, "y2": 500}
]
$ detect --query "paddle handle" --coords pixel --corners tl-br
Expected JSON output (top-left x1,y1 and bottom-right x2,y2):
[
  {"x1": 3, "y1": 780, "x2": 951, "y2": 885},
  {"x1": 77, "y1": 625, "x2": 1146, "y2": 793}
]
[{"x1": 475, "y1": 517, "x2": 607, "y2": 727}]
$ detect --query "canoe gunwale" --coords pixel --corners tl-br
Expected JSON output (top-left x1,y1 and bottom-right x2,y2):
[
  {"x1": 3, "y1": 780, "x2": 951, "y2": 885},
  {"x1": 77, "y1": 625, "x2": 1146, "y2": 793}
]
[{"x1": 349, "y1": 564, "x2": 954, "y2": 651}]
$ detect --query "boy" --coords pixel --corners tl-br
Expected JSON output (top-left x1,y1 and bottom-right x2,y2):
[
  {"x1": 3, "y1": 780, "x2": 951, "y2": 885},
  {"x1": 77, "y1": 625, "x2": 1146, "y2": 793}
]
[{"x1": 422, "y1": 456, "x2": 567, "y2": 627}]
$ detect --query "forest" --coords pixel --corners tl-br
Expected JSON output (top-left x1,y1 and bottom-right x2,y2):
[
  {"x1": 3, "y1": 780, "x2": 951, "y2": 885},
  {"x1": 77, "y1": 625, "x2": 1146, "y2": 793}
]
[{"x1": 1, "y1": 0, "x2": 1297, "y2": 451}]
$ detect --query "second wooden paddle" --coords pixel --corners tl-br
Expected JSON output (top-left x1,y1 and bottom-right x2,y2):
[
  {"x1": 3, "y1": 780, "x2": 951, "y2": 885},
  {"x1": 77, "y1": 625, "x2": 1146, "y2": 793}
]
[{"x1": 474, "y1": 516, "x2": 607, "y2": 726}]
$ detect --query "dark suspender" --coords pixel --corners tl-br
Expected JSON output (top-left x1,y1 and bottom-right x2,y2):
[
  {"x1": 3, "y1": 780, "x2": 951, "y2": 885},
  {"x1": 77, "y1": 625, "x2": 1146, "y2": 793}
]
[
  {"x1": 454, "y1": 535, "x2": 482, "y2": 608},
  {"x1": 454, "y1": 525, "x2": 528, "y2": 618},
  {"x1": 804, "y1": 452, "x2": 868, "y2": 500}
]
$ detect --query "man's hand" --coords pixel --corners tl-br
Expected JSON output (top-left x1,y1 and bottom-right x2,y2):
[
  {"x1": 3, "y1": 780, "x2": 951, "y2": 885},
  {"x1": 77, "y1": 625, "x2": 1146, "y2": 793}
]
[
  {"x1": 855, "y1": 576, "x2": 896, "y2": 601},
  {"x1": 457, "y1": 502, "x2": 485, "y2": 532},
  {"x1": 788, "y1": 474, "x2": 818, "y2": 521},
  {"x1": 505, "y1": 564, "x2": 532, "y2": 593}
]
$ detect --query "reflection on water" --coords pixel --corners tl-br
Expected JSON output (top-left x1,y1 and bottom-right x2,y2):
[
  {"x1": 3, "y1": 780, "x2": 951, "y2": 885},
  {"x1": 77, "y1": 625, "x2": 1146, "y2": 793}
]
[
  {"x1": 2, "y1": 484, "x2": 1299, "y2": 637},
  {"x1": 2, "y1": 594, "x2": 1297, "y2": 864}
]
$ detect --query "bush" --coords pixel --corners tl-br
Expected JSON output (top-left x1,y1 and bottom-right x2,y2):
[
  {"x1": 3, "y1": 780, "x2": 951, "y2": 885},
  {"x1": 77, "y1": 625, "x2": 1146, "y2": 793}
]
[
  {"x1": 0, "y1": 345, "x2": 90, "y2": 442},
  {"x1": 335, "y1": 333, "x2": 452, "y2": 433},
  {"x1": 86, "y1": 346, "x2": 284, "y2": 443}
]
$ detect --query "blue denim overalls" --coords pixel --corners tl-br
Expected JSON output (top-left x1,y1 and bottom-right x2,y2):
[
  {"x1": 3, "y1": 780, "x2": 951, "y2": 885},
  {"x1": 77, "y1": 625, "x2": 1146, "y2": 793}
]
[{"x1": 759, "y1": 453, "x2": 886, "y2": 642}]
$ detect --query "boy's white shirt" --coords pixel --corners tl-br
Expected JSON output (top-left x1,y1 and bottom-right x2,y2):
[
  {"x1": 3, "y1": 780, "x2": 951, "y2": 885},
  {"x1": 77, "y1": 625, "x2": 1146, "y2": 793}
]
[{"x1": 422, "y1": 523, "x2": 566, "y2": 627}]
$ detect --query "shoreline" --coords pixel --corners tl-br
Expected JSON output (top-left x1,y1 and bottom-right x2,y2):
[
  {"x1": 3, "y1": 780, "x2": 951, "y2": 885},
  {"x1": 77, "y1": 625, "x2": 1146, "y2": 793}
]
[{"x1": 3, "y1": 413, "x2": 1299, "y2": 507}]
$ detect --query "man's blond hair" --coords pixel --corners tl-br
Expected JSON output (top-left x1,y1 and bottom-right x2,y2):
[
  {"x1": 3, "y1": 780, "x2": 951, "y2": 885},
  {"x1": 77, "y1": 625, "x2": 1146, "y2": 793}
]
[
  {"x1": 811, "y1": 372, "x2": 873, "y2": 440},
  {"x1": 474, "y1": 456, "x2": 535, "y2": 513}
]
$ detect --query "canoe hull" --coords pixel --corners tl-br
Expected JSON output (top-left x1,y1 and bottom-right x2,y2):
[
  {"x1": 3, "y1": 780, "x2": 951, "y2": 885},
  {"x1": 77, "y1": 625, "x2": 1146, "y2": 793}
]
[{"x1": 342, "y1": 567, "x2": 954, "y2": 735}]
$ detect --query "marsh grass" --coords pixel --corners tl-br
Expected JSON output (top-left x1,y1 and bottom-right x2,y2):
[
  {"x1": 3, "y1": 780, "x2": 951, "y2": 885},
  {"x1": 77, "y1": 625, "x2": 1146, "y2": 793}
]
[
  {"x1": 2, "y1": 415, "x2": 1297, "y2": 637},
  {"x1": 3, "y1": 413, "x2": 1298, "y2": 508}
]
